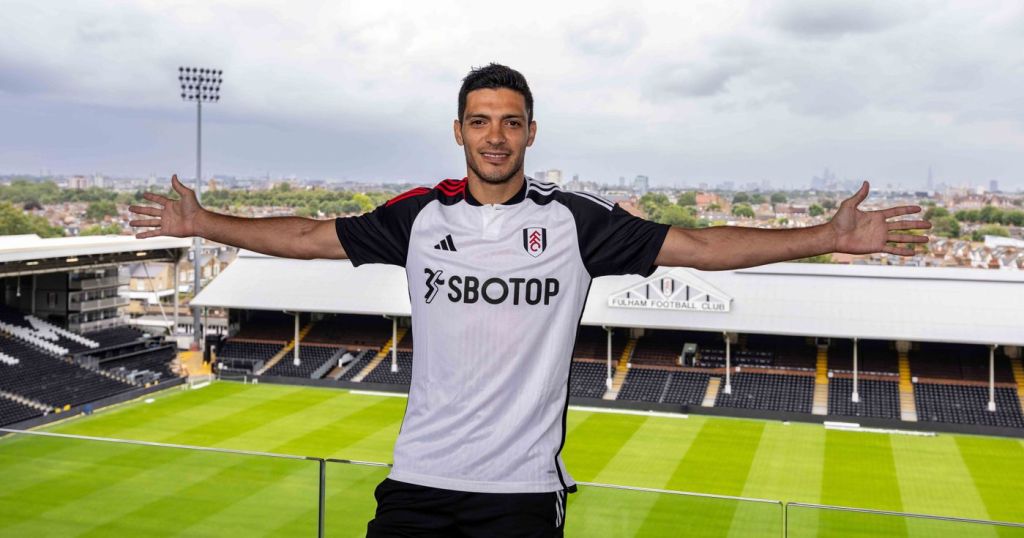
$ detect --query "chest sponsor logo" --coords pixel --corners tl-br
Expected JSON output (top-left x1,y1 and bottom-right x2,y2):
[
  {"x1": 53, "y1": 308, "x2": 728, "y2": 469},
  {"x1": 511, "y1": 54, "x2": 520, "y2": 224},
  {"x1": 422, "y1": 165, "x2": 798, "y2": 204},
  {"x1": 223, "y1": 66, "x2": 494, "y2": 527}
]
[
  {"x1": 523, "y1": 227, "x2": 547, "y2": 258},
  {"x1": 423, "y1": 268, "x2": 559, "y2": 306},
  {"x1": 607, "y1": 270, "x2": 732, "y2": 313}
]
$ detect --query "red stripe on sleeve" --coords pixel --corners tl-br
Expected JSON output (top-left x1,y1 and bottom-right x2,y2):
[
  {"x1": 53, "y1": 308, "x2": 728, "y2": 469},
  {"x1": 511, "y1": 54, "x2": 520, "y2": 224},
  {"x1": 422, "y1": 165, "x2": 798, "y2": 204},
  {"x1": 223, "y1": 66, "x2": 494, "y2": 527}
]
[{"x1": 385, "y1": 187, "x2": 430, "y2": 207}]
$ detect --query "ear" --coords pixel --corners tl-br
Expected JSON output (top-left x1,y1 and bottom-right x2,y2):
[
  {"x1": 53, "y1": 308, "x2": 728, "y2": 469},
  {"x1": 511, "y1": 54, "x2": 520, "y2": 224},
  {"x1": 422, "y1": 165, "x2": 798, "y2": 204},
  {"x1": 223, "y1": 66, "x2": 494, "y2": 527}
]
[
  {"x1": 453, "y1": 119, "x2": 464, "y2": 146},
  {"x1": 526, "y1": 120, "x2": 537, "y2": 147}
]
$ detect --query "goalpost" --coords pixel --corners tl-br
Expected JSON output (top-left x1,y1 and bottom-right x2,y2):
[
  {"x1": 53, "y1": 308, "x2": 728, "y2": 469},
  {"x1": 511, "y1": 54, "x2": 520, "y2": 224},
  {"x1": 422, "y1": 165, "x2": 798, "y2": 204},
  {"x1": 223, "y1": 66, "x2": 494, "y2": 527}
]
[{"x1": 186, "y1": 374, "x2": 216, "y2": 390}]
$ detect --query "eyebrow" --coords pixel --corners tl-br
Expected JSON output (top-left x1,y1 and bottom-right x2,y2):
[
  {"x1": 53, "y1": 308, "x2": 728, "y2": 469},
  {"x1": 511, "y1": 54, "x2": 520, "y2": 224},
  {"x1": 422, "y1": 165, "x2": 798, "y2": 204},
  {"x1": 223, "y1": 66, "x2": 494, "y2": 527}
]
[{"x1": 466, "y1": 113, "x2": 525, "y2": 121}]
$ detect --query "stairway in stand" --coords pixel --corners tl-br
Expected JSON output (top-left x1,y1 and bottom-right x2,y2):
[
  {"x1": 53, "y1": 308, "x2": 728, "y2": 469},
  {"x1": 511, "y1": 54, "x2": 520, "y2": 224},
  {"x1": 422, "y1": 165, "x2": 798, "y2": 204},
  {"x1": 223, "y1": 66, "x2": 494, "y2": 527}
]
[
  {"x1": 812, "y1": 347, "x2": 829, "y2": 416},
  {"x1": 352, "y1": 328, "x2": 408, "y2": 382},
  {"x1": 256, "y1": 320, "x2": 317, "y2": 375},
  {"x1": 898, "y1": 351, "x2": 917, "y2": 422},
  {"x1": 1010, "y1": 356, "x2": 1024, "y2": 416},
  {"x1": 602, "y1": 338, "x2": 637, "y2": 400}
]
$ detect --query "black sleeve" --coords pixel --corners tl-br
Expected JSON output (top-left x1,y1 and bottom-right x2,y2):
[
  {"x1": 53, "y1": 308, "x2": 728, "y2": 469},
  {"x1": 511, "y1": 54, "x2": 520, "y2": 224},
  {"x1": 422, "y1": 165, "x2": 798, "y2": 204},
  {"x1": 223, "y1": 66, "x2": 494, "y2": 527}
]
[
  {"x1": 335, "y1": 190, "x2": 429, "y2": 267},
  {"x1": 572, "y1": 201, "x2": 670, "y2": 278}
]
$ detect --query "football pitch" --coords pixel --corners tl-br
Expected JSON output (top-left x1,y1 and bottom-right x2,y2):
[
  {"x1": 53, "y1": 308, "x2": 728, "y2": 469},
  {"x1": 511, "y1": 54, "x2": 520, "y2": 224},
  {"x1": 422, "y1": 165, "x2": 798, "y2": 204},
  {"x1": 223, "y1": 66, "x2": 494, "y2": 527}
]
[{"x1": 1, "y1": 381, "x2": 1023, "y2": 537}]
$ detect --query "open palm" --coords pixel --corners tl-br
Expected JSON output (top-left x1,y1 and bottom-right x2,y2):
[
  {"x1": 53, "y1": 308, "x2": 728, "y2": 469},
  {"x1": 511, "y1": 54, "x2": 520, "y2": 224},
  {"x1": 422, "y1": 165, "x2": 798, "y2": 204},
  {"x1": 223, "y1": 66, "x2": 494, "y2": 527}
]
[
  {"x1": 128, "y1": 175, "x2": 202, "y2": 239},
  {"x1": 830, "y1": 181, "x2": 931, "y2": 256}
]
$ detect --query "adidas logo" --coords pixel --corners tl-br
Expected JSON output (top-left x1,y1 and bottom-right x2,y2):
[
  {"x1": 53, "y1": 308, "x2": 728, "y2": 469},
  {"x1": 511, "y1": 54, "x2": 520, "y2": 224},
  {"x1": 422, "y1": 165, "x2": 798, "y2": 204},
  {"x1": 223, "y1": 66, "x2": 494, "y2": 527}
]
[{"x1": 433, "y1": 234, "x2": 457, "y2": 252}]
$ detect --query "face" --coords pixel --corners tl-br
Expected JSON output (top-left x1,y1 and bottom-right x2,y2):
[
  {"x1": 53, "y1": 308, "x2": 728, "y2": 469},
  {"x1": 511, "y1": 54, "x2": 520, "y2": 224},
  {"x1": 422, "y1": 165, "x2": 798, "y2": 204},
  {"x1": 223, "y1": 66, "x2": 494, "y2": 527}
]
[{"x1": 454, "y1": 88, "x2": 536, "y2": 185}]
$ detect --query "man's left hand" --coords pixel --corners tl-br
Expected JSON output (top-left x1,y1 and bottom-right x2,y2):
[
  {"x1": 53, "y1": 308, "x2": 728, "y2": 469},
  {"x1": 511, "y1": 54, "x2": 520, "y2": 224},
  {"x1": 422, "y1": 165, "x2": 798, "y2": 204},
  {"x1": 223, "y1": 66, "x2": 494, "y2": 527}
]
[{"x1": 830, "y1": 181, "x2": 932, "y2": 256}]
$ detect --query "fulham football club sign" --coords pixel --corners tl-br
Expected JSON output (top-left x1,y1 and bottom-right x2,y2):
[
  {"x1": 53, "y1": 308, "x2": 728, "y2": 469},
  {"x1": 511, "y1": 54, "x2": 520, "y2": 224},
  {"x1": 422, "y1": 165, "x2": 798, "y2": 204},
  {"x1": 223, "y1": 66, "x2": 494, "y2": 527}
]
[{"x1": 607, "y1": 269, "x2": 732, "y2": 313}]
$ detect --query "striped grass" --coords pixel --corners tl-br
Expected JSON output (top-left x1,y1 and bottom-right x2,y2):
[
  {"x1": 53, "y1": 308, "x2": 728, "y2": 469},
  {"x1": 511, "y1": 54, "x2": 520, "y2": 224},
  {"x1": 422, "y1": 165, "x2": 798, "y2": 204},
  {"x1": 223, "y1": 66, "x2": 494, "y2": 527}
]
[{"x1": 1, "y1": 381, "x2": 1022, "y2": 537}]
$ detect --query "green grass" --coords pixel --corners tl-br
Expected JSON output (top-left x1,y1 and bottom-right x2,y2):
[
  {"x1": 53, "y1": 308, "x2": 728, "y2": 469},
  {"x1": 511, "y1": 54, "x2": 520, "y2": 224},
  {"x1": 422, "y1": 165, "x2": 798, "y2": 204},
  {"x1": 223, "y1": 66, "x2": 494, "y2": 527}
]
[{"x1": 1, "y1": 381, "x2": 1023, "y2": 537}]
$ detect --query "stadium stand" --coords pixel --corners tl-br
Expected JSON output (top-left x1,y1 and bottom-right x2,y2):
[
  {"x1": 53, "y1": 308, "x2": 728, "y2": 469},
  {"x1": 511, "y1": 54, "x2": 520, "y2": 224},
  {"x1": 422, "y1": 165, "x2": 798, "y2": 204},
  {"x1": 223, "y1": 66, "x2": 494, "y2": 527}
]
[
  {"x1": 828, "y1": 339, "x2": 900, "y2": 374},
  {"x1": 617, "y1": 368, "x2": 672, "y2": 402},
  {"x1": 569, "y1": 361, "x2": 612, "y2": 399},
  {"x1": 82, "y1": 326, "x2": 147, "y2": 350},
  {"x1": 910, "y1": 343, "x2": 1014, "y2": 382},
  {"x1": 745, "y1": 334, "x2": 816, "y2": 370},
  {"x1": 303, "y1": 314, "x2": 392, "y2": 350},
  {"x1": 264, "y1": 344, "x2": 341, "y2": 378},
  {"x1": 337, "y1": 349, "x2": 379, "y2": 381},
  {"x1": 827, "y1": 378, "x2": 901, "y2": 419},
  {"x1": 233, "y1": 311, "x2": 296, "y2": 341},
  {"x1": 715, "y1": 372, "x2": 815, "y2": 413},
  {"x1": 362, "y1": 351, "x2": 414, "y2": 385},
  {"x1": 914, "y1": 383, "x2": 1024, "y2": 428},
  {"x1": 0, "y1": 336, "x2": 133, "y2": 408},
  {"x1": 696, "y1": 348, "x2": 773, "y2": 368},
  {"x1": 0, "y1": 395, "x2": 42, "y2": 426},
  {"x1": 100, "y1": 345, "x2": 177, "y2": 385},
  {"x1": 662, "y1": 371, "x2": 712, "y2": 406},
  {"x1": 572, "y1": 326, "x2": 626, "y2": 361},
  {"x1": 631, "y1": 330, "x2": 683, "y2": 367}
]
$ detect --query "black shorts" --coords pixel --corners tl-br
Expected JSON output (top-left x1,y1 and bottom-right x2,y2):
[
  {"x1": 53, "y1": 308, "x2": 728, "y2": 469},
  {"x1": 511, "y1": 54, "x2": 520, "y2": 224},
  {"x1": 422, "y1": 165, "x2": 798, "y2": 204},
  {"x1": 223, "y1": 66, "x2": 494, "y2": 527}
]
[{"x1": 366, "y1": 478, "x2": 568, "y2": 538}]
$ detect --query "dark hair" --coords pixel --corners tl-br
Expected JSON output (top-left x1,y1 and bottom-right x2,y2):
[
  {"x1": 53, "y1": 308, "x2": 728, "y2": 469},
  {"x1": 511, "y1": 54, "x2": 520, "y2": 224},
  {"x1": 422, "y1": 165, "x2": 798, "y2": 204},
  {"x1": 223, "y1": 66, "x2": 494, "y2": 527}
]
[{"x1": 458, "y1": 63, "x2": 534, "y2": 123}]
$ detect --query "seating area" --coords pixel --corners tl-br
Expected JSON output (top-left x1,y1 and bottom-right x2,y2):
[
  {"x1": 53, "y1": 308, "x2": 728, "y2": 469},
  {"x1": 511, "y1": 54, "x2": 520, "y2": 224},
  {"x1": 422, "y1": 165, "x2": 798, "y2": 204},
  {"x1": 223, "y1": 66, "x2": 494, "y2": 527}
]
[
  {"x1": 910, "y1": 343, "x2": 1014, "y2": 382},
  {"x1": 0, "y1": 396, "x2": 42, "y2": 427},
  {"x1": 304, "y1": 314, "x2": 393, "y2": 350},
  {"x1": 83, "y1": 326, "x2": 146, "y2": 350},
  {"x1": 914, "y1": 383, "x2": 1024, "y2": 429},
  {"x1": 661, "y1": 372, "x2": 711, "y2": 406},
  {"x1": 337, "y1": 349, "x2": 379, "y2": 381},
  {"x1": 101, "y1": 346, "x2": 177, "y2": 385},
  {"x1": 569, "y1": 361, "x2": 611, "y2": 399},
  {"x1": 217, "y1": 340, "x2": 284, "y2": 363},
  {"x1": 571, "y1": 326, "x2": 626, "y2": 361},
  {"x1": 696, "y1": 349, "x2": 773, "y2": 368},
  {"x1": 363, "y1": 351, "x2": 414, "y2": 385},
  {"x1": 617, "y1": 368, "x2": 672, "y2": 402},
  {"x1": 264, "y1": 345, "x2": 341, "y2": 378},
  {"x1": 0, "y1": 336, "x2": 133, "y2": 408},
  {"x1": 232, "y1": 311, "x2": 296, "y2": 342},
  {"x1": 714, "y1": 373, "x2": 814, "y2": 413},
  {"x1": 744, "y1": 334, "x2": 817, "y2": 370},
  {"x1": 827, "y1": 378, "x2": 901, "y2": 419},
  {"x1": 828, "y1": 339, "x2": 899, "y2": 374},
  {"x1": 632, "y1": 329, "x2": 721, "y2": 367}
]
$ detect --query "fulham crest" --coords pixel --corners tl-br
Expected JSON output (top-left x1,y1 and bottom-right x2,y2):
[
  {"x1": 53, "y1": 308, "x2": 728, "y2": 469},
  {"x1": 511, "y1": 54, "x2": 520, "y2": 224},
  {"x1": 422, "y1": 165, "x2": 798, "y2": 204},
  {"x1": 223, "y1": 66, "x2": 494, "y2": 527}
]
[{"x1": 523, "y1": 227, "x2": 547, "y2": 258}]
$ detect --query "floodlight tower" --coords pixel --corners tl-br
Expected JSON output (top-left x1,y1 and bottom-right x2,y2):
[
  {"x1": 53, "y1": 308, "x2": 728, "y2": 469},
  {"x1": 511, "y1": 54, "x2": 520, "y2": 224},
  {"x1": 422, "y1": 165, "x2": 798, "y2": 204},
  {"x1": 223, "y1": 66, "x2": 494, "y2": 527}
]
[{"x1": 178, "y1": 66, "x2": 222, "y2": 348}]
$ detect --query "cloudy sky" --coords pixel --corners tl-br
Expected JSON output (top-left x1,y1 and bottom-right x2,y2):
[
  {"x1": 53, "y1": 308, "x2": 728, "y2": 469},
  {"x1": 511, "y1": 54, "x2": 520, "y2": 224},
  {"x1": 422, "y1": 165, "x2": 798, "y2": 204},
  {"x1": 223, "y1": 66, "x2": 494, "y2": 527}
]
[{"x1": 1, "y1": 0, "x2": 1022, "y2": 190}]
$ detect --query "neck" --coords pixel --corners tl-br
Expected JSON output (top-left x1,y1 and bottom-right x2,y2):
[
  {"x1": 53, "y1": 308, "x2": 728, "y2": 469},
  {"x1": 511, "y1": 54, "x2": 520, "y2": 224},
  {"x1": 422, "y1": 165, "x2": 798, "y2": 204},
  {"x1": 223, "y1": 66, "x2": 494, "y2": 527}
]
[{"x1": 466, "y1": 172, "x2": 526, "y2": 205}]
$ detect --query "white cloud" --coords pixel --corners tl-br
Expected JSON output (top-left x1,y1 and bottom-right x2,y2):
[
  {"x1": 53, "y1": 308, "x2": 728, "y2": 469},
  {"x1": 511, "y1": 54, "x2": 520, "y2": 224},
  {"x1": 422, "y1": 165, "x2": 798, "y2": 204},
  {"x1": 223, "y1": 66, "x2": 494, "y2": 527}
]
[{"x1": 0, "y1": 0, "x2": 1021, "y2": 190}]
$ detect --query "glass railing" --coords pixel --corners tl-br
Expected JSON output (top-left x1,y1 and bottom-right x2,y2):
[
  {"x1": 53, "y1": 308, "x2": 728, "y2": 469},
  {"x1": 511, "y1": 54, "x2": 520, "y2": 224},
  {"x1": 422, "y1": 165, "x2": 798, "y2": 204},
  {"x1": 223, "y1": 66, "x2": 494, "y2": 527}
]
[
  {"x1": 0, "y1": 429, "x2": 322, "y2": 538},
  {"x1": 787, "y1": 502, "x2": 1024, "y2": 538},
  {"x1": 2, "y1": 428, "x2": 1022, "y2": 537}
]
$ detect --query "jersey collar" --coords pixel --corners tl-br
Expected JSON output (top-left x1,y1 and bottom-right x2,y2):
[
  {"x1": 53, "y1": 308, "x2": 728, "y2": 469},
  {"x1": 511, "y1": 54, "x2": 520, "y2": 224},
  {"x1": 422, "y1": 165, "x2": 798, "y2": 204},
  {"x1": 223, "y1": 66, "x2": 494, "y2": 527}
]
[{"x1": 464, "y1": 177, "x2": 528, "y2": 207}]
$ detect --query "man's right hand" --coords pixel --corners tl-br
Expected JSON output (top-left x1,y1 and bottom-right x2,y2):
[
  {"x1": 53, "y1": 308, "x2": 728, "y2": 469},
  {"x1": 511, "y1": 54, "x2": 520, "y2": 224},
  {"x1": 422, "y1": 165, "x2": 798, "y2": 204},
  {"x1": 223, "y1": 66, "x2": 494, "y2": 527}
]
[{"x1": 129, "y1": 175, "x2": 203, "y2": 239}]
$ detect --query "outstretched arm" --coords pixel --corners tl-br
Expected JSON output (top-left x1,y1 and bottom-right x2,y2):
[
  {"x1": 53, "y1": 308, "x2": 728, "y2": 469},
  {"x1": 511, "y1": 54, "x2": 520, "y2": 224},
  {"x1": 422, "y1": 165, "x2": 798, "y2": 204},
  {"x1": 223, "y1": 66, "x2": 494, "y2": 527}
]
[
  {"x1": 654, "y1": 181, "x2": 931, "y2": 271},
  {"x1": 129, "y1": 175, "x2": 347, "y2": 260}
]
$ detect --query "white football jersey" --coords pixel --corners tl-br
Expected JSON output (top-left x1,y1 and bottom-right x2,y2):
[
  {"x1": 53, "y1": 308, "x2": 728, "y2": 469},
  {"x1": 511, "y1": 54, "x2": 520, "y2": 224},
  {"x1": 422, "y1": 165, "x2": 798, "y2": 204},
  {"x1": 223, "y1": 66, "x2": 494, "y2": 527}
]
[{"x1": 336, "y1": 177, "x2": 668, "y2": 493}]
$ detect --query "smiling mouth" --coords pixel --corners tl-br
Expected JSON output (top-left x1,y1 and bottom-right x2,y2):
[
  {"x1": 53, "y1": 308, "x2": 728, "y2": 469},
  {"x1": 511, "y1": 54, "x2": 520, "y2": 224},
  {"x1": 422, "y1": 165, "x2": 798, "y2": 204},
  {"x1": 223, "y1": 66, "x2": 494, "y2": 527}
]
[{"x1": 481, "y1": 152, "x2": 510, "y2": 164}]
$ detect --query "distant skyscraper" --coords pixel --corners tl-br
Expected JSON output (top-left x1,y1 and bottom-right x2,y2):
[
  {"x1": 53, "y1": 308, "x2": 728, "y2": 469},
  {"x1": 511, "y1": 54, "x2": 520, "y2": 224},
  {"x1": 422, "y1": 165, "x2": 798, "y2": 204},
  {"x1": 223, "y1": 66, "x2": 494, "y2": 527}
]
[
  {"x1": 546, "y1": 169, "x2": 562, "y2": 185},
  {"x1": 534, "y1": 170, "x2": 546, "y2": 181},
  {"x1": 633, "y1": 175, "x2": 650, "y2": 195},
  {"x1": 619, "y1": 176, "x2": 626, "y2": 187},
  {"x1": 989, "y1": 180, "x2": 999, "y2": 193}
]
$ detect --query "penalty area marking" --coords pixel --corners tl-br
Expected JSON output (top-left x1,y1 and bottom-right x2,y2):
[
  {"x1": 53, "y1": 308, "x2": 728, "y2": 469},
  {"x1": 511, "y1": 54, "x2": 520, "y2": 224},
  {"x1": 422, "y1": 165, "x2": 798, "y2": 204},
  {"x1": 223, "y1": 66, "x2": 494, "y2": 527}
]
[
  {"x1": 569, "y1": 406, "x2": 688, "y2": 420},
  {"x1": 824, "y1": 421, "x2": 936, "y2": 437},
  {"x1": 350, "y1": 390, "x2": 408, "y2": 398}
]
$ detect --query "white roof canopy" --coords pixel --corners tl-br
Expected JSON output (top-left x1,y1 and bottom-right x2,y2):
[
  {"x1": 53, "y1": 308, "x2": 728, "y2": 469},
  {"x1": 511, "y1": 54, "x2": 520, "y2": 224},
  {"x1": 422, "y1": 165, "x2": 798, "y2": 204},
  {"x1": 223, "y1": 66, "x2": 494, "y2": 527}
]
[{"x1": 192, "y1": 251, "x2": 1024, "y2": 347}]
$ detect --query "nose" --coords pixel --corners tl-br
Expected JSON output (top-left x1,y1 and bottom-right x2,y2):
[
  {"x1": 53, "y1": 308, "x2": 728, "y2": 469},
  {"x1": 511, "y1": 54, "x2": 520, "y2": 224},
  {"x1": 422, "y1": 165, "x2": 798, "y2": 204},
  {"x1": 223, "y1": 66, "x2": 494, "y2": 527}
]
[{"x1": 485, "y1": 123, "x2": 506, "y2": 146}]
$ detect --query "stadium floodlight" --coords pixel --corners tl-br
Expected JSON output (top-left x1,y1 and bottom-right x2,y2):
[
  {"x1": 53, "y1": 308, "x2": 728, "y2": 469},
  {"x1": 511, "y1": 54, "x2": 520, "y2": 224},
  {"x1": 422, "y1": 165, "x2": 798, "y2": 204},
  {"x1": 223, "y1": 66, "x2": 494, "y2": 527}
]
[{"x1": 178, "y1": 66, "x2": 223, "y2": 349}]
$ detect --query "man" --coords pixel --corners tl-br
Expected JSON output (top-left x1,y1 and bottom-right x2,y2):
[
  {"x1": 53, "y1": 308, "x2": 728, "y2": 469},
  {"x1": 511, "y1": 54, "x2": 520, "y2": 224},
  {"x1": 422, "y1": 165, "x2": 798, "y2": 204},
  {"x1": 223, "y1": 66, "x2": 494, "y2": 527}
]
[{"x1": 130, "y1": 63, "x2": 931, "y2": 537}]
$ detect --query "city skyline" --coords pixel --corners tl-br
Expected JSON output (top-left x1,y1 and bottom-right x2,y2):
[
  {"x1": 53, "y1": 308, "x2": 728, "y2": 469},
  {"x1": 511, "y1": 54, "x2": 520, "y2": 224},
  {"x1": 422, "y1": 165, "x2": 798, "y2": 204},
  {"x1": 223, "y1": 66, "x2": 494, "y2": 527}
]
[{"x1": 1, "y1": 1, "x2": 1023, "y2": 189}]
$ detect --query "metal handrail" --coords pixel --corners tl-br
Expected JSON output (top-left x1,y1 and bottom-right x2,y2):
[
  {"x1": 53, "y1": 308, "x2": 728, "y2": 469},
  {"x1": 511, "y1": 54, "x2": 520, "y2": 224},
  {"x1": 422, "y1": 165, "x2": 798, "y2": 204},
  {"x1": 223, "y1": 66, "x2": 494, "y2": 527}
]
[{"x1": 3, "y1": 428, "x2": 1022, "y2": 537}]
